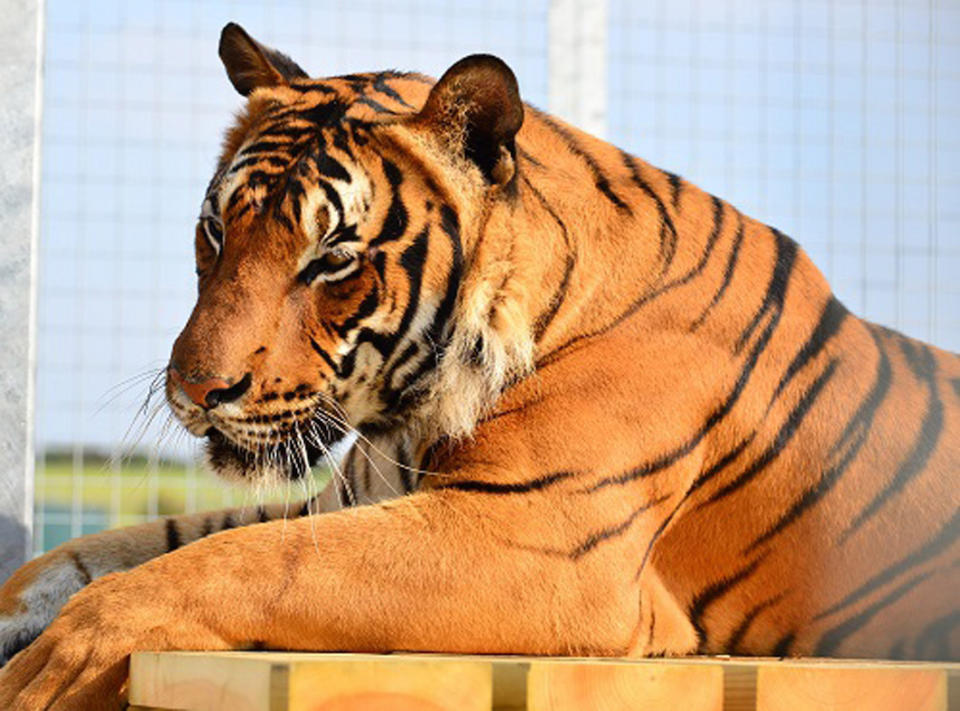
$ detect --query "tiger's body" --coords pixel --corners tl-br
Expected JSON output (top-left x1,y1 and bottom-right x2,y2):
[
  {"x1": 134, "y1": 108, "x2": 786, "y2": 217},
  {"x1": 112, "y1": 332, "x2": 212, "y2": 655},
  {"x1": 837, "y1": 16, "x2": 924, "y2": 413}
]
[{"x1": 0, "y1": 24, "x2": 956, "y2": 709}]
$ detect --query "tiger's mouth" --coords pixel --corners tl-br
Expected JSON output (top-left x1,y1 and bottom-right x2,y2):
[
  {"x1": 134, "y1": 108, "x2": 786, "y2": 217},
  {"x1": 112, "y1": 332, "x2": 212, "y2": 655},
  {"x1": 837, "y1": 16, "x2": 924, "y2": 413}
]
[{"x1": 203, "y1": 418, "x2": 344, "y2": 482}]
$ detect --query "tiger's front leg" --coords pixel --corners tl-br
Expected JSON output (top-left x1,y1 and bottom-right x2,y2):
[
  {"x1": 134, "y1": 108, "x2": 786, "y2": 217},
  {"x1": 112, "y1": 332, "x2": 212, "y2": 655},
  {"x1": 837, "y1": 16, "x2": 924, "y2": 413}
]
[
  {"x1": 0, "y1": 481, "x2": 344, "y2": 667},
  {"x1": 0, "y1": 483, "x2": 662, "y2": 710}
]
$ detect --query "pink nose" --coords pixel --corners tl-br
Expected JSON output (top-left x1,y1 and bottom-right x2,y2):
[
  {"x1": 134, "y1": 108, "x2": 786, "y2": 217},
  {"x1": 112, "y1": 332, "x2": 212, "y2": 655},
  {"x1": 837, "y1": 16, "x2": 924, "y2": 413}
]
[{"x1": 167, "y1": 367, "x2": 250, "y2": 409}]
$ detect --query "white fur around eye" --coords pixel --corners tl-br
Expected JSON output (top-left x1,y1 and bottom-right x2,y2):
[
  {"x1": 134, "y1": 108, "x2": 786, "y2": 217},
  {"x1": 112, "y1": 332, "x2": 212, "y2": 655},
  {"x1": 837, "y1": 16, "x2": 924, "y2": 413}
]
[
  {"x1": 297, "y1": 248, "x2": 361, "y2": 286},
  {"x1": 202, "y1": 217, "x2": 224, "y2": 255},
  {"x1": 199, "y1": 197, "x2": 224, "y2": 255}
]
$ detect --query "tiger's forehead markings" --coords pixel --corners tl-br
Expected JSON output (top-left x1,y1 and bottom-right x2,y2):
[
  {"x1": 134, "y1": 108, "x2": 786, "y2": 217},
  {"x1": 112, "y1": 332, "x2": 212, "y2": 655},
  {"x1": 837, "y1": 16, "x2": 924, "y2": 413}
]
[
  {"x1": 215, "y1": 96, "x2": 356, "y2": 220},
  {"x1": 206, "y1": 70, "x2": 425, "y2": 232}
]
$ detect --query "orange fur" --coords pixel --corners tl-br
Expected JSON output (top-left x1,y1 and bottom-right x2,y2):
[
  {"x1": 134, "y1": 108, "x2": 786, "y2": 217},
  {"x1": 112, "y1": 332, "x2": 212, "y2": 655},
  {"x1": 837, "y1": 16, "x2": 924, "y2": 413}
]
[{"x1": 0, "y1": 24, "x2": 957, "y2": 709}]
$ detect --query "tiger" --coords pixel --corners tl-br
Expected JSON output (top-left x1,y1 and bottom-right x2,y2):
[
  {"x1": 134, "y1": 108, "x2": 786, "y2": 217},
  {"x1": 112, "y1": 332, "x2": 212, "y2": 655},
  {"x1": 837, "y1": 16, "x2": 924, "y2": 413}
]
[{"x1": 1, "y1": 21, "x2": 957, "y2": 709}]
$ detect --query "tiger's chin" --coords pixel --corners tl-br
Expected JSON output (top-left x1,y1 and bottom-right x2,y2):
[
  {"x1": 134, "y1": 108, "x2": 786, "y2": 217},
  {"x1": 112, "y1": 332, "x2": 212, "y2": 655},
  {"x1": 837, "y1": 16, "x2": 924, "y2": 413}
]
[{"x1": 202, "y1": 425, "x2": 343, "y2": 485}]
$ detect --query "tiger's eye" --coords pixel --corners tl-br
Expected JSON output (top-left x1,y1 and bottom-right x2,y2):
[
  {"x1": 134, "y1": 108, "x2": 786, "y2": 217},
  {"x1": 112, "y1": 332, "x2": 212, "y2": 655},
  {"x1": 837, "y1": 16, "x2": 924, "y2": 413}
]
[{"x1": 323, "y1": 251, "x2": 352, "y2": 269}]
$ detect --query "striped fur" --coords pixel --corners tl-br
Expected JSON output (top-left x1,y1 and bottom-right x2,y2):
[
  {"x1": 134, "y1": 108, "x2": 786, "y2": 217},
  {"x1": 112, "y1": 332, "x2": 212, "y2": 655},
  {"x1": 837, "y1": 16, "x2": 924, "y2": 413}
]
[{"x1": 1, "y1": 23, "x2": 957, "y2": 710}]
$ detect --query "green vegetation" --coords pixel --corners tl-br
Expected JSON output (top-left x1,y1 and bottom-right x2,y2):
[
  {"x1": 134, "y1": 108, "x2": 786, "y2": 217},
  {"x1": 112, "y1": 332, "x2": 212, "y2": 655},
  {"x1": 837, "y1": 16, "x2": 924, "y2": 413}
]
[{"x1": 34, "y1": 450, "x2": 329, "y2": 553}]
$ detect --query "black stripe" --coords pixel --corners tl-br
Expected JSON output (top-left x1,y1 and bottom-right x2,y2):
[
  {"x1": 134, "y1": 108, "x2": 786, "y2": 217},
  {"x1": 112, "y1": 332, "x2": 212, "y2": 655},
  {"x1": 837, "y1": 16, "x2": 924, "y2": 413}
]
[
  {"x1": 524, "y1": 176, "x2": 576, "y2": 341},
  {"x1": 817, "y1": 508, "x2": 959, "y2": 621},
  {"x1": 689, "y1": 552, "x2": 770, "y2": 647},
  {"x1": 437, "y1": 470, "x2": 577, "y2": 494},
  {"x1": 726, "y1": 593, "x2": 785, "y2": 654},
  {"x1": 664, "y1": 170, "x2": 683, "y2": 207},
  {"x1": 635, "y1": 500, "x2": 684, "y2": 582},
  {"x1": 539, "y1": 206, "x2": 793, "y2": 372},
  {"x1": 361, "y1": 449, "x2": 372, "y2": 491},
  {"x1": 388, "y1": 205, "x2": 464, "y2": 411},
  {"x1": 354, "y1": 95, "x2": 398, "y2": 115},
  {"x1": 645, "y1": 195, "x2": 724, "y2": 295},
  {"x1": 687, "y1": 433, "x2": 757, "y2": 495},
  {"x1": 815, "y1": 570, "x2": 934, "y2": 656},
  {"x1": 356, "y1": 227, "x2": 429, "y2": 369},
  {"x1": 735, "y1": 229, "x2": 798, "y2": 354},
  {"x1": 309, "y1": 335, "x2": 341, "y2": 376},
  {"x1": 67, "y1": 551, "x2": 93, "y2": 585},
  {"x1": 888, "y1": 638, "x2": 908, "y2": 660},
  {"x1": 229, "y1": 154, "x2": 289, "y2": 173},
  {"x1": 690, "y1": 213, "x2": 745, "y2": 331},
  {"x1": 569, "y1": 494, "x2": 671, "y2": 559},
  {"x1": 256, "y1": 506, "x2": 269, "y2": 523},
  {"x1": 619, "y1": 151, "x2": 679, "y2": 274},
  {"x1": 341, "y1": 450, "x2": 359, "y2": 506},
  {"x1": 273, "y1": 209, "x2": 295, "y2": 234},
  {"x1": 314, "y1": 151, "x2": 352, "y2": 183},
  {"x1": 381, "y1": 342, "x2": 419, "y2": 400},
  {"x1": 744, "y1": 413, "x2": 862, "y2": 553},
  {"x1": 397, "y1": 443, "x2": 415, "y2": 494},
  {"x1": 369, "y1": 159, "x2": 408, "y2": 247},
  {"x1": 772, "y1": 296, "x2": 848, "y2": 400},
  {"x1": 200, "y1": 517, "x2": 213, "y2": 538},
  {"x1": 772, "y1": 632, "x2": 796, "y2": 657},
  {"x1": 239, "y1": 139, "x2": 291, "y2": 156},
  {"x1": 831, "y1": 328, "x2": 893, "y2": 460},
  {"x1": 844, "y1": 342, "x2": 943, "y2": 537},
  {"x1": 745, "y1": 333, "x2": 891, "y2": 552},
  {"x1": 221, "y1": 513, "x2": 236, "y2": 530},
  {"x1": 698, "y1": 358, "x2": 839, "y2": 508},
  {"x1": 373, "y1": 72, "x2": 414, "y2": 108},
  {"x1": 914, "y1": 610, "x2": 959, "y2": 660},
  {"x1": 333, "y1": 285, "x2": 379, "y2": 336},
  {"x1": 535, "y1": 109, "x2": 630, "y2": 211},
  {"x1": 165, "y1": 519, "x2": 181, "y2": 551},
  {"x1": 326, "y1": 223, "x2": 360, "y2": 248},
  {"x1": 518, "y1": 146, "x2": 544, "y2": 168},
  {"x1": 317, "y1": 180, "x2": 344, "y2": 225},
  {"x1": 588, "y1": 296, "x2": 790, "y2": 494},
  {"x1": 391, "y1": 227, "x2": 429, "y2": 342}
]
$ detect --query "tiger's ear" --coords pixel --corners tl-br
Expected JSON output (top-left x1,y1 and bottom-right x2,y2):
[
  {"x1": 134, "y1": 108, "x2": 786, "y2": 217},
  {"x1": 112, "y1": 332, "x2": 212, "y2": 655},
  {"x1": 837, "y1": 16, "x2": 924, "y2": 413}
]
[
  {"x1": 417, "y1": 54, "x2": 524, "y2": 186},
  {"x1": 219, "y1": 22, "x2": 308, "y2": 96}
]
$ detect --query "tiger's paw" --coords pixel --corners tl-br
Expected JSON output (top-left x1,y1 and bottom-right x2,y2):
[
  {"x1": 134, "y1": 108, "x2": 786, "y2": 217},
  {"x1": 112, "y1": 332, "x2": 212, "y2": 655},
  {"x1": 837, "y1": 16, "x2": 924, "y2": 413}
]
[
  {"x1": 0, "y1": 551, "x2": 90, "y2": 667},
  {"x1": 0, "y1": 570, "x2": 230, "y2": 710}
]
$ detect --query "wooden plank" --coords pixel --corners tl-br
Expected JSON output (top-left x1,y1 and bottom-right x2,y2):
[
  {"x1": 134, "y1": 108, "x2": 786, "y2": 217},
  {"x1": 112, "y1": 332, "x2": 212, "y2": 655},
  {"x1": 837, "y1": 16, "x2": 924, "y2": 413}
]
[
  {"x1": 526, "y1": 659, "x2": 723, "y2": 711},
  {"x1": 129, "y1": 652, "x2": 960, "y2": 711},
  {"x1": 756, "y1": 663, "x2": 947, "y2": 711},
  {"x1": 286, "y1": 655, "x2": 492, "y2": 711},
  {"x1": 129, "y1": 652, "x2": 280, "y2": 711}
]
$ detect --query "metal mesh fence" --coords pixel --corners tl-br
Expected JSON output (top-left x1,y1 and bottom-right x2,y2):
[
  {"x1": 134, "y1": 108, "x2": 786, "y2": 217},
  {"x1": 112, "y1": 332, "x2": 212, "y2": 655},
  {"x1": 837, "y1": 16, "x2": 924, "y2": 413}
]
[
  {"x1": 32, "y1": 0, "x2": 957, "y2": 553},
  {"x1": 608, "y1": 0, "x2": 959, "y2": 351}
]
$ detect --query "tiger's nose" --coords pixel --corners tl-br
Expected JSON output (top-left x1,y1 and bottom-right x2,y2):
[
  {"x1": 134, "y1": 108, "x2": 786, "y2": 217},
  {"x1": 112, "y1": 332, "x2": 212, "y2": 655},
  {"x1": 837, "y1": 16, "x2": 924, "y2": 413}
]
[{"x1": 168, "y1": 367, "x2": 252, "y2": 409}]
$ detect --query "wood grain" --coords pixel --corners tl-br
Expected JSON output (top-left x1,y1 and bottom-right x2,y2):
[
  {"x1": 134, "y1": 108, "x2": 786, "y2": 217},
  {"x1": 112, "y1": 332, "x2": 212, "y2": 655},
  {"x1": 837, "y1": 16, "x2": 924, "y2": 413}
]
[
  {"x1": 128, "y1": 652, "x2": 959, "y2": 711},
  {"x1": 756, "y1": 663, "x2": 946, "y2": 711}
]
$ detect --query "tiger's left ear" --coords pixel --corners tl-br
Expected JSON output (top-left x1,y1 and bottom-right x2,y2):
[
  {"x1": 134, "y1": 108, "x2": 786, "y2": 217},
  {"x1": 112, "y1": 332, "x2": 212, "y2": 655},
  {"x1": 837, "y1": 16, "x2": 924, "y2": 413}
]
[
  {"x1": 416, "y1": 54, "x2": 524, "y2": 187},
  {"x1": 219, "y1": 22, "x2": 308, "y2": 96}
]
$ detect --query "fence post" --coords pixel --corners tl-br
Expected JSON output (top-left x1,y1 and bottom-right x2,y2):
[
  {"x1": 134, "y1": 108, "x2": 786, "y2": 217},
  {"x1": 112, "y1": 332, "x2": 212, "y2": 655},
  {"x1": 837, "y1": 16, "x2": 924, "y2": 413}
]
[
  {"x1": 548, "y1": 0, "x2": 608, "y2": 138},
  {"x1": 0, "y1": 0, "x2": 43, "y2": 580}
]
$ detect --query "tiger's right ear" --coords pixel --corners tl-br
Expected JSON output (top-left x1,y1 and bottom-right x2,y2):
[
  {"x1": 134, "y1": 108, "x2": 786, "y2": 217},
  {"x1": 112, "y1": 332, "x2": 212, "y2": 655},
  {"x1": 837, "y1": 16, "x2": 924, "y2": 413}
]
[
  {"x1": 219, "y1": 23, "x2": 308, "y2": 96},
  {"x1": 416, "y1": 54, "x2": 524, "y2": 186}
]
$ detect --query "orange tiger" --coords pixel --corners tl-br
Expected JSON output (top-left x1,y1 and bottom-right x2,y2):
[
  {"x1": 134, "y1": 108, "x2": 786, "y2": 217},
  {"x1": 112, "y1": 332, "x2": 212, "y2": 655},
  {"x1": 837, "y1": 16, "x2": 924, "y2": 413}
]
[{"x1": 1, "y1": 22, "x2": 957, "y2": 709}]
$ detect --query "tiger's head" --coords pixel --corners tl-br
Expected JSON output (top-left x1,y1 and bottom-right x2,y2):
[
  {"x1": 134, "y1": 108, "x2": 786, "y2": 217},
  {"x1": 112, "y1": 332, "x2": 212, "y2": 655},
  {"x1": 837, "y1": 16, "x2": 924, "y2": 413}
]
[{"x1": 166, "y1": 24, "x2": 534, "y2": 482}]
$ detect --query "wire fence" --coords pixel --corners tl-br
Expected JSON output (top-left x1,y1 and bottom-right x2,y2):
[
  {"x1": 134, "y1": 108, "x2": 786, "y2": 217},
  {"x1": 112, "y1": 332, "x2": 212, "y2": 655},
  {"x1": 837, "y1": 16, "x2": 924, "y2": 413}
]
[{"x1": 32, "y1": 0, "x2": 958, "y2": 554}]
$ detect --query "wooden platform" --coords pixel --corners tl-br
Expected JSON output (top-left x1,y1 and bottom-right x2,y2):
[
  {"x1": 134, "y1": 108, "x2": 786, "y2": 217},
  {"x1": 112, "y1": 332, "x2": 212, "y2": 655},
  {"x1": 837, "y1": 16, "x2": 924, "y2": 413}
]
[{"x1": 129, "y1": 651, "x2": 960, "y2": 711}]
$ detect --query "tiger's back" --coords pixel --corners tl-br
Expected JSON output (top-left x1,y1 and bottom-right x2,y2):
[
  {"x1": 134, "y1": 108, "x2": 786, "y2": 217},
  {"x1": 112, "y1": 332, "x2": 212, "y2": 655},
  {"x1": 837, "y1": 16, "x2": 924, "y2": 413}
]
[
  {"x1": 259, "y1": 65, "x2": 959, "y2": 660},
  {"x1": 394, "y1": 79, "x2": 960, "y2": 659}
]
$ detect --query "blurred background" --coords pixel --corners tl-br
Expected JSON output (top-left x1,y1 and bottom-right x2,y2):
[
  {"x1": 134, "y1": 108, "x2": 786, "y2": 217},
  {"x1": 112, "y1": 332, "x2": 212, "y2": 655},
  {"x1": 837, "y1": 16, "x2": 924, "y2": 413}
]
[{"x1": 11, "y1": 0, "x2": 960, "y2": 555}]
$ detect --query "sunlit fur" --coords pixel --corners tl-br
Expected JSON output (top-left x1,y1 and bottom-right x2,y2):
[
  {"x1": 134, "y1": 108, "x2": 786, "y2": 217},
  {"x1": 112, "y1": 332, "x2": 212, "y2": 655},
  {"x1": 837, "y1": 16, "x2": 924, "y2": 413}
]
[
  {"x1": 1, "y1": 31, "x2": 957, "y2": 701},
  {"x1": 161, "y1": 53, "x2": 958, "y2": 660}
]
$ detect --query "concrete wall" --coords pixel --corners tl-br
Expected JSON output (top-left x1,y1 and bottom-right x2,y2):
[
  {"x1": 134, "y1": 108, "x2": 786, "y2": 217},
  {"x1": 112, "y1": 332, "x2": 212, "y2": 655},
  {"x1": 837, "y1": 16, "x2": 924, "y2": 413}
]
[{"x1": 0, "y1": 0, "x2": 42, "y2": 581}]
